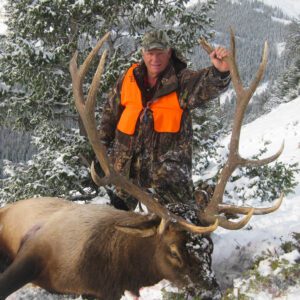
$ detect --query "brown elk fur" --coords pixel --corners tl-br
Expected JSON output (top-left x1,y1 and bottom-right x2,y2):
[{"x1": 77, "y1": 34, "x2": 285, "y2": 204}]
[{"x1": 0, "y1": 197, "x2": 209, "y2": 300}]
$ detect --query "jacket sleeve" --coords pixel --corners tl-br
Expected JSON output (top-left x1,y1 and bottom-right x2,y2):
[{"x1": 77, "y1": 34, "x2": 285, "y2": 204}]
[
  {"x1": 99, "y1": 74, "x2": 125, "y2": 150},
  {"x1": 178, "y1": 65, "x2": 231, "y2": 109}
]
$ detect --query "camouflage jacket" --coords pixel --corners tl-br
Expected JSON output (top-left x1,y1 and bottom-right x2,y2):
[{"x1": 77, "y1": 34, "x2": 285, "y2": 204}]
[{"x1": 99, "y1": 51, "x2": 230, "y2": 205}]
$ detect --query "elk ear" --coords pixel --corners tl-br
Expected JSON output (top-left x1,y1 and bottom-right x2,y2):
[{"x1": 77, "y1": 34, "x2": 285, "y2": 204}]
[{"x1": 115, "y1": 216, "x2": 160, "y2": 237}]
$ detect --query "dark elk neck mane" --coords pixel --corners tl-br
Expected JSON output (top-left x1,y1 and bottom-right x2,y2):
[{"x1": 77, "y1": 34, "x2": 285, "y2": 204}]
[{"x1": 78, "y1": 216, "x2": 161, "y2": 298}]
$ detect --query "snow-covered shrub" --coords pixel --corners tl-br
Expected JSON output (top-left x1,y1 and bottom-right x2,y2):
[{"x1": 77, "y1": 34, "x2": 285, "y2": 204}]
[
  {"x1": 0, "y1": 0, "x2": 217, "y2": 204},
  {"x1": 223, "y1": 232, "x2": 300, "y2": 300},
  {"x1": 0, "y1": 124, "x2": 96, "y2": 203},
  {"x1": 226, "y1": 147, "x2": 299, "y2": 203}
]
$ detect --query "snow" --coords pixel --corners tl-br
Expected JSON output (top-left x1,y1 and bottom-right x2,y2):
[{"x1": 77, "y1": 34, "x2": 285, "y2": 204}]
[
  {"x1": 187, "y1": 0, "x2": 300, "y2": 19},
  {"x1": 271, "y1": 16, "x2": 292, "y2": 25},
  {"x1": 277, "y1": 42, "x2": 286, "y2": 57},
  {"x1": 220, "y1": 81, "x2": 269, "y2": 106},
  {"x1": 257, "y1": 0, "x2": 300, "y2": 19},
  {"x1": 281, "y1": 249, "x2": 300, "y2": 264},
  {"x1": 211, "y1": 96, "x2": 300, "y2": 297},
  {"x1": 120, "y1": 96, "x2": 300, "y2": 299},
  {"x1": 1, "y1": 0, "x2": 299, "y2": 298},
  {"x1": 0, "y1": 0, "x2": 7, "y2": 35},
  {"x1": 257, "y1": 259, "x2": 273, "y2": 276}
]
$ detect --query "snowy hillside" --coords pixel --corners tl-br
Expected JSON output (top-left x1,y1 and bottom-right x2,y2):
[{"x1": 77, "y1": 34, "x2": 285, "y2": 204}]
[
  {"x1": 188, "y1": 0, "x2": 300, "y2": 19},
  {"x1": 129, "y1": 96, "x2": 300, "y2": 299},
  {"x1": 257, "y1": 0, "x2": 300, "y2": 19},
  {"x1": 212, "y1": 95, "x2": 300, "y2": 297},
  {"x1": 7, "y1": 97, "x2": 300, "y2": 300}
]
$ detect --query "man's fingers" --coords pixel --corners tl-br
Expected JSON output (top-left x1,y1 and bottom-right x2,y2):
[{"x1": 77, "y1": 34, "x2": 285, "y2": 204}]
[{"x1": 214, "y1": 47, "x2": 230, "y2": 60}]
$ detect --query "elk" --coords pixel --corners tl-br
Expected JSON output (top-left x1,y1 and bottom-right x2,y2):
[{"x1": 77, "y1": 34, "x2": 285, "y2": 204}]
[{"x1": 0, "y1": 30, "x2": 283, "y2": 300}]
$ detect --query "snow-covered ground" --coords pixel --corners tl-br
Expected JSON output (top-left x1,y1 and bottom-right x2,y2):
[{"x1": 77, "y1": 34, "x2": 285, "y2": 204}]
[
  {"x1": 212, "y1": 95, "x2": 300, "y2": 294},
  {"x1": 6, "y1": 97, "x2": 300, "y2": 299},
  {"x1": 125, "y1": 96, "x2": 300, "y2": 300}
]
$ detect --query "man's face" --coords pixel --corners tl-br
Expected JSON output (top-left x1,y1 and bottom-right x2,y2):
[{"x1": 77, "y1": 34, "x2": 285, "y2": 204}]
[{"x1": 142, "y1": 48, "x2": 171, "y2": 79}]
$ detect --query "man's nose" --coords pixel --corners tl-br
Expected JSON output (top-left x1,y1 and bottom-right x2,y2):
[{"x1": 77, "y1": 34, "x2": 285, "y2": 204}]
[{"x1": 152, "y1": 54, "x2": 159, "y2": 61}]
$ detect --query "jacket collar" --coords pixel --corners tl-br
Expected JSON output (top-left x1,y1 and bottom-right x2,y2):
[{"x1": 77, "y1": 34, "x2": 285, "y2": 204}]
[{"x1": 134, "y1": 61, "x2": 179, "y2": 99}]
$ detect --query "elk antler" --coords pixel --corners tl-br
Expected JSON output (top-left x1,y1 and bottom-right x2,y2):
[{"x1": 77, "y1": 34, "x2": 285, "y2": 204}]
[
  {"x1": 69, "y1": 33, "x2": 218, "y2": 235},
  {"x1": 198, "y1": 28, "x2": 284, "y2": 230}
]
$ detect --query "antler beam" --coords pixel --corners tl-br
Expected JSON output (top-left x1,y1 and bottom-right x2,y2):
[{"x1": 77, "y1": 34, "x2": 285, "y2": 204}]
[{"x1": 198, "y1": 29, "x2": 284, "y2": 229}]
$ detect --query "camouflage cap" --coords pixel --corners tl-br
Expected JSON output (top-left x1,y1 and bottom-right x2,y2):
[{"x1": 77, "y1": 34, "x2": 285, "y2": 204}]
[{"x1": 141, "y1": 30, "x2": 170, "y2": 51}]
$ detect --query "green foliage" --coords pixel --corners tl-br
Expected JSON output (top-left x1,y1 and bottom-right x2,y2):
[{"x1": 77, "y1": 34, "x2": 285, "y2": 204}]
[
  {"x1": 274, "y1": 21, "x2": 300, "y2": 101},
  {"x1": 195, "y1": 139, "x2": 299, "y2": 204},
  {"x1": 281, "y1": 232, "x2": 300, "y2": 254},
  {"x1": 0, "y1": 124, "x2": 95, "y2": 203},
  {"x1": 227, "y1": 146, "x2": 299, "y2": 203},
  {"x1": 224, "y1": 233, "x2": 300, "y2": 299},
  {"x1": 192, "y1": 99, "x2": 225, "y2": 179},
  {"x1": 0, "y1": 0, "x2": 216, "y2": 129},
  {"x1": 0, "y1": 0, "x2": 216, "y2": 201}
]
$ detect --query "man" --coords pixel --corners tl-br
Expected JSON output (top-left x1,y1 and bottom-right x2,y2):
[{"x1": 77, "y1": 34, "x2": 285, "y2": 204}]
[{"x1": 99, "y1": 30, "x2": 230, "y2": 210}]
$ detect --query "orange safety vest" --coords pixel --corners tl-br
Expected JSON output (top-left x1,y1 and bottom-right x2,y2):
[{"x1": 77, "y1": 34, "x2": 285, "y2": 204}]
[{"x1": 117, "y1": 64, "x2": 183, "y2": 135}]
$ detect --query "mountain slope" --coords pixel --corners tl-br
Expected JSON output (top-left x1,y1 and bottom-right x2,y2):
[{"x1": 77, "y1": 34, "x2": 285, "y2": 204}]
[
  {"x1": 213, "y1": 95, "x2": 300, "y2": 294},
  {"x1": 257, "y1": 0, "x2": 300, "y2": 18}
]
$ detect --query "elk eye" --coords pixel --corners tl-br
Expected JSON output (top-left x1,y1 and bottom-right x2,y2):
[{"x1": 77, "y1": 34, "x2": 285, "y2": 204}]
[
  {"x1": 169, "y1": 245, "x2": 180, "y2": 260},
  {"x1": 170, "y1": 250, "x2": 178, "y2": 258}
]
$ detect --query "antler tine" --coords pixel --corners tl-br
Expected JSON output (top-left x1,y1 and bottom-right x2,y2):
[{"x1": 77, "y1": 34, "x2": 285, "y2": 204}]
[
  {"x1": 230, "y1": 27, "x2": 236, "y2": 61},
  {"x1": 248, "y1": 41, "x2": 268, "y2": 97},
  {"x1": 79, "y1": 32, "x2": 111, "y2": 83},
  {"x1": 198, "y1": 37, "x2": 214, "y2": 55},
  {"x1": 218, "y1": 193, "x2": 284, "y2": 216},
  {"x1": 228, "y1": 27, "x2": 244, "y2": 97},
  {"x1": 70, "y1": 40, "x2": 112, "y2": 177},
  {"x1": 69, "y1": 51, "x2": 84, "y2": 106},
  {"x1": 177, "y1": 218, "x2": 219, "y2": 234},
  {"x1": 86, "y1": 49, "x2": 108, "y2": 112},
  {"x1": 198, "y1": 30, "x2": 284, "y2": 229},
  {"x1": 218, "y1": 208, "x2": 254, "y2": 230},
  {"x1": 240, "y1": 141, "x2": 284, "y2": 168},
  {"x1": 90, "y1": 161, "x2": 110, "y2": 186},
  {"x1": 70, "y1": 34, "x2": 218, "y2": 236}
]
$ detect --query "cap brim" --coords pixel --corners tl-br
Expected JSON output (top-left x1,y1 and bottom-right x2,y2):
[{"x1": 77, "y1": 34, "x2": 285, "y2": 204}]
[{"x1": 143, "y1": 43, "x2": 168, "y2": 50}]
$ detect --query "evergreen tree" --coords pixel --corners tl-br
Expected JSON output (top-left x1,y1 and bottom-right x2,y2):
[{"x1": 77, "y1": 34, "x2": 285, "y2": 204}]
[
  {"x1": 273, "y1": 20, "x2": 300, "y2": 101},
  {"x1": 0, "y1": 0, "x2": 217, "y2": 202}
]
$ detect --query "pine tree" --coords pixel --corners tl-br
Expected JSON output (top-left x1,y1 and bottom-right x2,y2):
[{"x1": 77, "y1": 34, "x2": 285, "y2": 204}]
[
  {"x1": 0, "y1": 0, "x2": 217, "y2": 202},
  {"x1": 273, "y1": 20, "x2": 300, "y2": 101}
]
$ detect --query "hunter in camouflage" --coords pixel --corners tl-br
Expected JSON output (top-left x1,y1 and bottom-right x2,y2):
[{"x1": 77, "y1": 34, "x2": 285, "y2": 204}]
[{"x1": 99, "y1": 30, "x2": 231, "y2": 210}]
